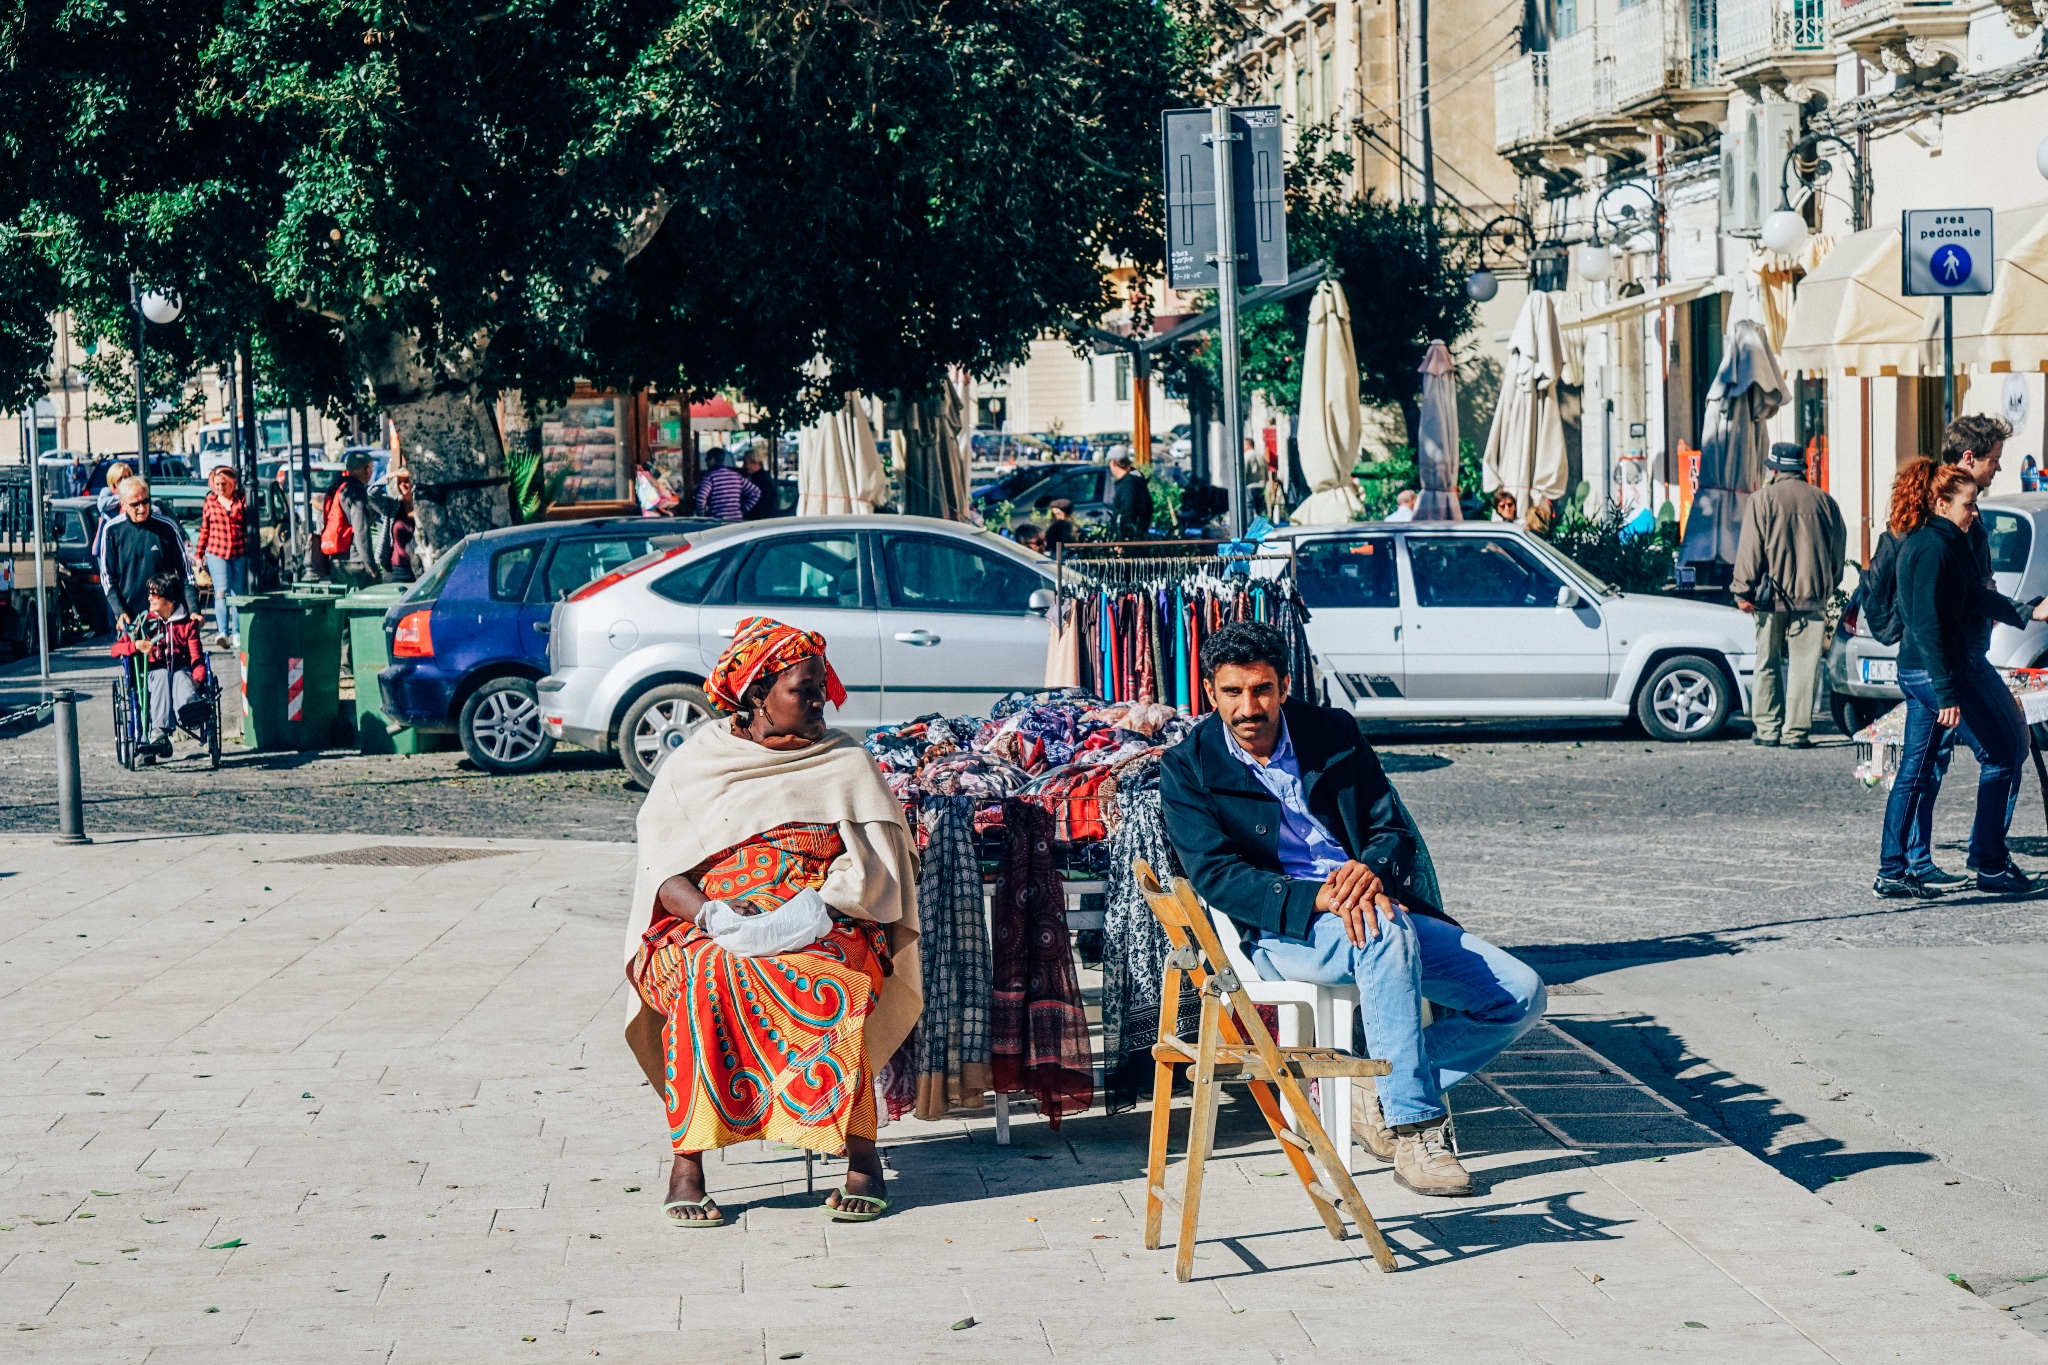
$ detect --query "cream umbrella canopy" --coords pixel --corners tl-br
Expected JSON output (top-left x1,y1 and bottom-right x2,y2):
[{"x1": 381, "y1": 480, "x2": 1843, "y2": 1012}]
[
  {"x1": 1414, "y1": 340, "x2": 1462, "y2": 519},
  {"x1": 1290, "y1": 279, "x2": 1365, "y2": 525},
  {"x1": 1680, "y1": 318, "x2": 1786, "y2": 568},
  {"x1": 797, "y1": 393, "x2": 887, "y2": 516},
  {"x1": 1481, "y1": 291, "x2": 1569, "y2": 517}
]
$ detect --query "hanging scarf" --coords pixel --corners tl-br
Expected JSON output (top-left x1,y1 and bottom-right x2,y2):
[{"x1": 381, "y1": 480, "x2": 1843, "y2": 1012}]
[
  {"x1": 911, "y1": 796, "x2": 995, "y2": 1119},
  {"x1": 989, "y1": 800, "x2": 1094, "y2": 1127},
  {"x1": 1101, "y1": 789, "x2": 1203, "y2": 1112}
]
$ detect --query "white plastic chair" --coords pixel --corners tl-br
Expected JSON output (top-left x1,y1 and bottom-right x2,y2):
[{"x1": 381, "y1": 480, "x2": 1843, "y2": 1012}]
[{"x1": 1209, "y1": 905, "x2": 1358, "y2": 1158}]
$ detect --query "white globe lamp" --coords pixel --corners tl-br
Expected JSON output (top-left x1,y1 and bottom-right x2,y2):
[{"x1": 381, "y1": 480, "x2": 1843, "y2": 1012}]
[
  {"x1": 1465, "y1": 268, "x2": 1499, "y2": 302},
  {"x1": 1574, "y1": 244, "x2": 1613, "y2": 282},
  {"x1": 1760, "y1": 210, "x2": 1809, "y2": 256},
  {"x1": 140, "y1": 291, "x2": 182, "y2": 325}
]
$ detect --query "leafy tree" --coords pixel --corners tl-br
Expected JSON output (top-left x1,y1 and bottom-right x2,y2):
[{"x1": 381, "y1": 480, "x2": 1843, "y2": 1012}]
[{"x1": 1, "y1": 0, "x2": 1201, "y2": 550}]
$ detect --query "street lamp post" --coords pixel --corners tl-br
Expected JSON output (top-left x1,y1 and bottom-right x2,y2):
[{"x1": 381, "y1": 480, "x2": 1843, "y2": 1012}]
[{"x1": 130, "y1": 276, "x2": 182, "y2": 467}]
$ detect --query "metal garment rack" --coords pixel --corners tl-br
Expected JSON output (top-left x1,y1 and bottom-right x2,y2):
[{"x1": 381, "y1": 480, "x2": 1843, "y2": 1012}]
[{"x1": 1051, "y1": 539, "x2": 1300, "y2": 591}]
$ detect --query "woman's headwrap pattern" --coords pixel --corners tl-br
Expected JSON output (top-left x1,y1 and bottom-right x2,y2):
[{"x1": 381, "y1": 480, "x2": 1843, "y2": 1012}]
[{"x1": 706, "y1": 615, "x2": 848, "y2": 714}]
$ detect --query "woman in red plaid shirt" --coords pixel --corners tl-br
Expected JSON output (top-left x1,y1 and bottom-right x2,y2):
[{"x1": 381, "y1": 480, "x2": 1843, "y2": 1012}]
[{"x1": 195, "y1": 465, "x2": 250, "y2": 648}]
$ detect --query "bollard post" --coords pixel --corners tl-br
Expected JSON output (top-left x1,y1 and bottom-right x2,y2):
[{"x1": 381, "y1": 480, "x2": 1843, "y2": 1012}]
[{"x1": 53, "y1": 688, "x2": 91, "y2": 846}]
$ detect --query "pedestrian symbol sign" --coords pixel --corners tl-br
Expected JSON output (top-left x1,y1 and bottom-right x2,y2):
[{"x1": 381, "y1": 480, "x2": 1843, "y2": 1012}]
[{"x1": 1902, "y1": 208, "x2": 1993, "y2": 296}]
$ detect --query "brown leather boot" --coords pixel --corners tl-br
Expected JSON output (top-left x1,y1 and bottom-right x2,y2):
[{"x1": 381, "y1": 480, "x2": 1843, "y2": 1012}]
[
  {"x1": 1349, "y1": 1083, "x2": 1397, "y2": 1162},
  {"x1": 1392, "y1": 1119, "x2": 1473, "y2": 1197}
]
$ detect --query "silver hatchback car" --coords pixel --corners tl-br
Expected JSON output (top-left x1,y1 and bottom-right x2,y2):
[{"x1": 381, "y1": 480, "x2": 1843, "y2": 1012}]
[
  {"x1": 1825, "y1": 491, "x2": 2048, "y2": 735},
  {"x1": 538, "y1": 515, "x2": 1057, "y2": 784}
]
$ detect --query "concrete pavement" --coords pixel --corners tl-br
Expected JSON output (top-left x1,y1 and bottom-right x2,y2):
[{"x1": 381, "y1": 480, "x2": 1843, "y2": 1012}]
[{"x1": 3, "y1": 830, "x2": 2040, "y2": 1362}]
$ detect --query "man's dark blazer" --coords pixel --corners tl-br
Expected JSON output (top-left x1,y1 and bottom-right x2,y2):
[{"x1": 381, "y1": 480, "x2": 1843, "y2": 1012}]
[{"x1": 1159, "y1": 700, "x2": 1445, "y2": 941}]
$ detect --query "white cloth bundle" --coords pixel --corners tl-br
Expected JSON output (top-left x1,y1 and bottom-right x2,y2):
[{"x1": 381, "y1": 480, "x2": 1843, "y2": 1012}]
[{"x1": 697, "y1": 889, "x2": 835, "y2": 958}]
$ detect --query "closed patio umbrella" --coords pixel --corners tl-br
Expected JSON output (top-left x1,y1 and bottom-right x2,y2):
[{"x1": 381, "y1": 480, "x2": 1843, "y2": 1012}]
[
  {"x1": 1481, "y1": 291, "x2": 1569, "y2": 517},
  {"x1": 1414, "y1": 340, "x2": 1462, "y2": 520},
  {"x1": 1680, "y1": 317, "x2": 1786, "y2": 567},
  {"x1": 1289, "y1": 279, "x2": 1365, "y2": 525},
  {"x1": 900, "y1": 373, "x2": 974, "y2": 520},
  {"x1": 798, "y1": 393, "x2": 887, "y2": 516}
]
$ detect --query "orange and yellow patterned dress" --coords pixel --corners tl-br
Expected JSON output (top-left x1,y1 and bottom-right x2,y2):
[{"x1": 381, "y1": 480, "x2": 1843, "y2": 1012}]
[{"x1": 630, "y1": 823, "x2": 889, "y2": 1154}]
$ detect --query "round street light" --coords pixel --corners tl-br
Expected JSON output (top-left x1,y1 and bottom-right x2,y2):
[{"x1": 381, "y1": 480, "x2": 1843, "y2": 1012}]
[
  {"x1": 140, "y1": 291, "x2": 182, "y2": 325},
  {"x1": 1574, "y1": 244, "x2": 1613, "y2": 282},
  {"x1": 1761, "y1": 209, "x2": 1810, "y2": 256},
  {"x1": 1465, "y1": 268, "x2": 1499, "y2": 302}
]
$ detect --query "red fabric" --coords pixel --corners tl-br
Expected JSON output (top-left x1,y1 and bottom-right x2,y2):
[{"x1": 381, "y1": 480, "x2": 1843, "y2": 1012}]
[
  {"x1": 196, "y1": 493, "x2": 248, "y2": 560},
  {"x1": 320, "y1": 484, "x2": 353, "y2": 557},
  {"x1": 706, "y1": 615, "x2": 848, "y2": 713},
  {"x1": 989, "y1": 800, "x2": 1093, "y2": 1128}
]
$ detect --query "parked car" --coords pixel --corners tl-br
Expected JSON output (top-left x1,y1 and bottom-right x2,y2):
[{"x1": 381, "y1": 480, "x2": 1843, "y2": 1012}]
[
  {"x1": 539, "y1": 515, "x2": 1058, "y2": 784},
  {"x1": 1825, "y1": 490, "x2": 2048, "y2": 736},
  {"x1": 972, "y1": 463, "x2": 1114, "y2": 527},
  {"x1": 1268, "y1": 522, "x2": 1758, "y2": 741},
  {"x1": 377, "y1": 516, "x2": 713, "y2": 773}
]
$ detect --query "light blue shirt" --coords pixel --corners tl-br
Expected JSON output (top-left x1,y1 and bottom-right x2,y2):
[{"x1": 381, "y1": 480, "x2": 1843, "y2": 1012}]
[{"x1": 1222, "y1": 717, "x2": 1350, "y2": 882}]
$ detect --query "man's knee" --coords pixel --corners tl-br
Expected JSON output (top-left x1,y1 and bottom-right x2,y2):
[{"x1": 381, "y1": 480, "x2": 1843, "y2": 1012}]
[{"x1": 1476, "y1": 957, "x2": 1548, "y2": 1030}]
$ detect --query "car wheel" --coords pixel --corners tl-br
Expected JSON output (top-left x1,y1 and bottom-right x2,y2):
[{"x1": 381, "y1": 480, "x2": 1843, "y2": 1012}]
[
  {"x1": 459, "y1": 677, "x2": 556, "y2": 775},
  {"x1": 1635, "y1": 654, "x2": 1730, "y2": 742},
  {"x1": 620, "y1": 683, "x2": 716, "y2": 787},
  {"x1": 1829, "y1": 692, "x2": 1888, "y2": 739}
]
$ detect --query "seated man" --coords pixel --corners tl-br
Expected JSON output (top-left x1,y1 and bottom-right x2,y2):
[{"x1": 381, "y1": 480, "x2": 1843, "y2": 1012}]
[
  {"x1": 1160, "y1": 622, "x2": 1546, "y2": 1197},
  {"x1": 138, "y1": 572, "x2": 209, "y2": 758}
]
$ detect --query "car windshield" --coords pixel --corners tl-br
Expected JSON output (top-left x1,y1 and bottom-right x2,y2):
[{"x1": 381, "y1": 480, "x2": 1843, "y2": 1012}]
[
  {"x1": 404, "y1": 536, "x2": 470, "y2": 603},
  {"x1": 1531, "y1": 541, "x2": 1616, "y2": 597}
]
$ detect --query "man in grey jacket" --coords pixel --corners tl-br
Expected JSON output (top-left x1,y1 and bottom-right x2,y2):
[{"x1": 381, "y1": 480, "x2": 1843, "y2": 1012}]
[{"x1": 1732, "y1": 443, "x2": 1848, "y2": 748}]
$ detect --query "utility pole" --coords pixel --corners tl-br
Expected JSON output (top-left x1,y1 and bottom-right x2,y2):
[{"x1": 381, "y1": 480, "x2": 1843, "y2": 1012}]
[
  {"x1": 1418, "y1": 0, "x2": 1436, "y2": 209},
  {"x1": 129, "y1": 274, "x2": 147, "y2": 464}
]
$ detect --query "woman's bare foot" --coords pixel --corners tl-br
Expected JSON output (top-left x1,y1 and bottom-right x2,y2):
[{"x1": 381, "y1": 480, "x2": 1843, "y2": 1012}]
[
  {"x1": 664, "y1": 1151, "x2": 720, "y2": 1221},
  {"x1": 822, "y1": 1136, "x2": 889, "y2": 1217}
]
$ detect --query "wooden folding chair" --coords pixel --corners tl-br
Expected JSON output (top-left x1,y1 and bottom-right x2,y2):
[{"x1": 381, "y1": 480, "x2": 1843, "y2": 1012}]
[{"x1": 1133, "y1": 859, "x2": 1400, "y2": 1279}]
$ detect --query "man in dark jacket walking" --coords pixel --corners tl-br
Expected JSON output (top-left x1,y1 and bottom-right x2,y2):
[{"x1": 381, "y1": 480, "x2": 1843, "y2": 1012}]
[
  {"x1": 1107, "y1": 452, "x2": 1153, "y2": 540},
  {"x1": 1731, "y1": 443, "x2": 1847, "y2": 747},
  {"x1": 1159, "y1": 622, "x2": 1545, "y2": 1197},
  {"x1": 98, "y1": 476, "x2": 198, "y2": 628}
]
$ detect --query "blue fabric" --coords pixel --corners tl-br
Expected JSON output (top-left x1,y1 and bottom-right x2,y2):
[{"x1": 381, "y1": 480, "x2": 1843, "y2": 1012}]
[
  {"x1": 1251, "y1": 911, "x2": 1547, "y2": 1127},
  {"x1": 205, "y1": 553, "x2": 246, "y2": 640},
  {"x1": 1879, "y1": 668, "x2": 1955, "y2": 879},
  {"x1": 1885, "y1": 659, "x2": 2026, "y2": 876},
  {"x1": 1220, "y1": 716, "x2": 1350, "y2": 881}
]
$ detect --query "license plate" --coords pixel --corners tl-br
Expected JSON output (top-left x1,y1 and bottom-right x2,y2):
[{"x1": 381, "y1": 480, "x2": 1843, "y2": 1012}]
[{"x1": 1860, "y1": 659, "x2": 1898, "y2": 684}]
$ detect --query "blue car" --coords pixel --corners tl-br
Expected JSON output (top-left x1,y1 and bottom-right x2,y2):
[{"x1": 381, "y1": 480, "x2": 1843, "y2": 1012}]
[{"x1": 379, "y1": 517, "x2": 709, "y2": 773}]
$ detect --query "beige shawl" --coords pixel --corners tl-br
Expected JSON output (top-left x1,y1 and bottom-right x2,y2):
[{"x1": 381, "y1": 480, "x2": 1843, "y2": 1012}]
[{"x1": 624, "y1": 722, "x2": 922, "y2": 1091}]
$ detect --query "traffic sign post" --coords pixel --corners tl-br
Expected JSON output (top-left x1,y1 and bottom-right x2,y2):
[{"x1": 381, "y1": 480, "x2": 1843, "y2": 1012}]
[
  {"x1": 1902, "y1": 208, "x2": 1994, "y2": 427},
  {"x1": 1163, "y1": 106, "x2": 1286, "y2": 538}
]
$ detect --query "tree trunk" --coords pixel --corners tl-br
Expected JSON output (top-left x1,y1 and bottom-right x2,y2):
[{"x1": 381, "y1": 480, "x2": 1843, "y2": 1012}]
[
  {"x1": 1397, "y1": 393, "x2": 1422, "y2": 455},
  {"x1": 359, "y1": 324, "x2": 510, "y2": 557}
]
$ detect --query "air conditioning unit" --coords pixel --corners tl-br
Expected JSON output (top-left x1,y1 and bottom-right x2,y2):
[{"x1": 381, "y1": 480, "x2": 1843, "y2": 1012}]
[{"x1": 1720, "y1": 101, "x2": 1802, "y2": 233}]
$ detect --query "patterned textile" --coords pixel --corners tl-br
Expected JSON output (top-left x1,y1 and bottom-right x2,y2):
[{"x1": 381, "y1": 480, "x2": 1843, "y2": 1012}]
[
  {"x1": 1101, "y1": 788, "x2": 1201, "y2": 1111},
  {"x1": 692, "y1": 822, "x2": 841, "y2": 914},
  {"x1": 694, "y1": 465, "x2": 763, "y2": 521},
  {"x1": 911, "y1": 796, "x2": 994, "y2": 1118},
  {"x1": 195, "y1": 492, "x2": 248, "y2": 560},
  {"x1": 630, "y1": 821, "x2": 886, "y2": 1152},
  {"x1": 989, "y1": 800, "x2": 1094, "y2": 1127},
  {"x1": 921, "y1": 753, "x2": 1031, "y2": 799},
  {"x1": 706, "y1": 615, "x2": 848, "y2": 714},
  {"x1": 634, "y1": 916, "x2": 886, "y2": 1152}
]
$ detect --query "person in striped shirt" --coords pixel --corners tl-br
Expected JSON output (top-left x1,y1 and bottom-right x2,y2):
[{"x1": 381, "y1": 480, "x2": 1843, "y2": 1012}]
[{"x1": 693, "y1": 450, "x2": 762, "y2": 522}]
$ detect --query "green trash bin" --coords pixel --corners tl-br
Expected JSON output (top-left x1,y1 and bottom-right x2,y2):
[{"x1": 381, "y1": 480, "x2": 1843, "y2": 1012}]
[
  {"x1": 337, "y1": 583, "x2": 426, "y2": 755},
  {"x1": 227, "y1": 591, "x2": 344, "y2": 751}
]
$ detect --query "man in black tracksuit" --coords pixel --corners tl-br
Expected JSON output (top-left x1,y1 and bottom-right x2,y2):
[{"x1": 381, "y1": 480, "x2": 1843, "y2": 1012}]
[{"x1": 98, "y1": 478, "x2": 197, "y2": 627}]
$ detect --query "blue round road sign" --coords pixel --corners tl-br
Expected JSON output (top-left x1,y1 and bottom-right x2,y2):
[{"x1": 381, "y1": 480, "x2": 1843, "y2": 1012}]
[{"x1": 1931, "y1": 244, "x2": 1973, "y2": 287}]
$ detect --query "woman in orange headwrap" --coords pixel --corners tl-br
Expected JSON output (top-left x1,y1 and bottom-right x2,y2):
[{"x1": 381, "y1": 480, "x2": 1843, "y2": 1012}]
[{"x1": 625, "y1": 617, "x2": 921, "y2": 1226}]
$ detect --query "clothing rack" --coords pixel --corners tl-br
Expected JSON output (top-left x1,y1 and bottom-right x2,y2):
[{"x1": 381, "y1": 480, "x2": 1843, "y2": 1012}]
[{"x1": 1052, "y1": 539, "x2": 1298, "y2": 592}]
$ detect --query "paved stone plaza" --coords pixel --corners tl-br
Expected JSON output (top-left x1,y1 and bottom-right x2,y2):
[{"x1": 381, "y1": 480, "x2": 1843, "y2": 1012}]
[{"x1": 4, "y1": 831, "x2": 2043, "y2": 1363}]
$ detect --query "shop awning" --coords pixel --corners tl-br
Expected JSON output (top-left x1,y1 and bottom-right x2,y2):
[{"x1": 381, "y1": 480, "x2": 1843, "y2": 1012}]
[
  {"x1": 1780, "y1": 226, "x2": 1930, "y2": 376},
  {"x1": 1558, "y1": 274, "x2": 1730, "y2": 331},
  {"x1": 690, "y1": 396, "x2": 738, "y2": 431},
  {"x1": 1959, "y1": 201, "x2": 2048, "y2": 375}
]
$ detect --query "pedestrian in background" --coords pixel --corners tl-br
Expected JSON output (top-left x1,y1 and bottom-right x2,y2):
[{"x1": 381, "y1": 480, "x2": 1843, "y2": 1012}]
[
  {"x1": 1491, "y1": 489, "x2": 1518, "y2": 524},
  {"x1": 1732, "y1": 442, "x2": 1847, "y2": 748},
  {"x1": 321, "y1": 450, "x2": 378, "y2": 588},
  {"x1": 1384, "y1": 489, "x2": 1419, "y2": 523},
  {"x1": 694, "y1": 449, "x2": 761, "y2": 522},
  {"x1": 1012, "y1": 522, "x2": 1046, "y2": 553},
  {"x1": 99, "y1": 476, "x2": 197, "y2": 628},
  {"x1": 1107, "y1": 451, "x2": 1153, "y2": 540},
  {"x1": 1040, "y1": 497, "x2": 1078, "y2": 551},
  {"x1": 194, "y1": 464, "x2": 250, "y2": 649},
  {"x1": 739, "y1": 446, "x2": 777, "y2": 521},
  {"x1": 370, "y1": 466, "x2": 417, "y2": 582},
  {"x1": 1879, "y1": 458, "x2": 2048, "y2": 899}
]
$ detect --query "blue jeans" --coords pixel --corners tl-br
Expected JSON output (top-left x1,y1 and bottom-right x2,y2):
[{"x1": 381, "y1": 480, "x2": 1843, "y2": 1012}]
[
  {"x1": 205, "y1": 554, "x2": 247, "y2": 640},
  {"x1": 1252, "y1": 911, "x2": 1547, "y2": 1128},
  {"x1": 1883, "y1": 660, "x2": 2027, "y2": 877}
]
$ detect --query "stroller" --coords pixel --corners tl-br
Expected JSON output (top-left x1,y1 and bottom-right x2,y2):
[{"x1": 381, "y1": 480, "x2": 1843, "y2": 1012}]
[{"x1": 110, "y1": 613, "x2": 222, "y2": 771}]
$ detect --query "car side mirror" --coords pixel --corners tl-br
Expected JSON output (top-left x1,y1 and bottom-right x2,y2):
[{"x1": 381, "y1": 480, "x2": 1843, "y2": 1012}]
[
  {"x1": 1556, "y1": 584, "x2": 1582, "y2": 609},
  {"x1": 1028, "y1": 587, "x2": 1056, "y2": 617}
]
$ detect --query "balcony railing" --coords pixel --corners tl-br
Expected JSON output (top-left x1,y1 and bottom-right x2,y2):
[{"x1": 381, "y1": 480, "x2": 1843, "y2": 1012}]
[
  {"x1": 1549, "y1": 26, "x2": 1613, "y2": 129},
  {"x1": 1611, "y1": 0, "x2": 1721, "y2": 107},
  {"x1": 1828, "y1": 0, "x2": 1959, "y2": 40},
  {"x1": 1494, "y1": 51, "x2": 1550, "y2": 149},
  {"x1": 1718, "y1": 0, "x2": 1826, "y2": 69}
]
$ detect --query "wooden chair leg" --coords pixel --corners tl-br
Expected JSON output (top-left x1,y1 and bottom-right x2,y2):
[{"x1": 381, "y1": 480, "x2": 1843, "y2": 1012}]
[
  {"x1": 1173, "y1": 989, "x2": 1224, "y2": 1283},
  {"x1": 1143, "y1": 1054, "x2": 1176, "y2": 1250}
]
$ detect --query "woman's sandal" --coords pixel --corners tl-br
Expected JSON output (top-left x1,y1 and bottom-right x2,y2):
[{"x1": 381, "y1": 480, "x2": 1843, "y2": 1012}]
[
  {"x1": 824, "y1": 1186, "x2": 891, "y2": 1223},
  {"x1": 662, "y1": 1198, "x2": 725, "y2": 1228}
]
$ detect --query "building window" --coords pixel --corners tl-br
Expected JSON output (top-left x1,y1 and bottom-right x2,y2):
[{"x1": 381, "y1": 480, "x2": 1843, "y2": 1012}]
[
  {"x1": 1320, "y1": 52, "x2": 1333, "y2": 119},
  {"x1": 1296, "y1": 69, "x2": 1311, "y2": 127},
  {"x1": 1553, "y1": 0, "x2": 1578, "y2": 38},
  {"x1": 1115, "y1": 355, "x2": 1132, "y2": 403}
]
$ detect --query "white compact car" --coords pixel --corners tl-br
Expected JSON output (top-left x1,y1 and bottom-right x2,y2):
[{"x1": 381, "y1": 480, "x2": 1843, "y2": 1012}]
[
  {"x1": 1268, "y1": 522, "x2": 1758, "y2": 741},
  {"x1": 538, "y1": 515, "x2": 1057, "y2": 784}
]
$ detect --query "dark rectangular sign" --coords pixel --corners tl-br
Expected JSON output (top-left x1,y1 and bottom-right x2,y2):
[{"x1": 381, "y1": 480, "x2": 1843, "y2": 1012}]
[{"x1": 1162, "y1": 106, "x2": 1287, "y2": 290}]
